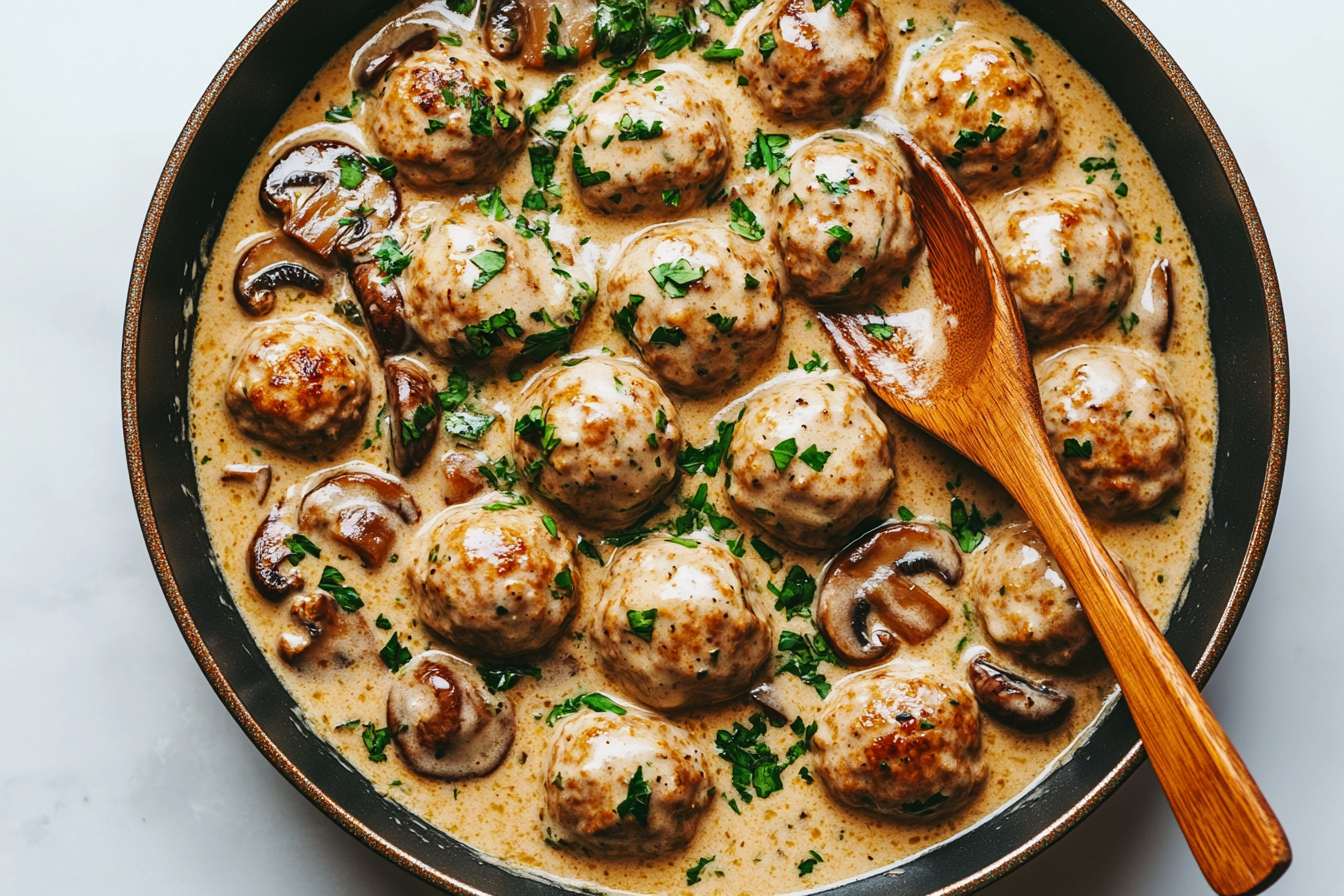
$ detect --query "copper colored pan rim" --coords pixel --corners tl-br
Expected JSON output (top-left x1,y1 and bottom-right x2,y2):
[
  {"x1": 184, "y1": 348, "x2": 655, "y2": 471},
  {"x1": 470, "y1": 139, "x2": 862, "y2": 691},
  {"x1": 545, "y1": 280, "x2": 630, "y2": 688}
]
[{"x1": 121, "y1": 0, "x2": 1288, "y2": 893}]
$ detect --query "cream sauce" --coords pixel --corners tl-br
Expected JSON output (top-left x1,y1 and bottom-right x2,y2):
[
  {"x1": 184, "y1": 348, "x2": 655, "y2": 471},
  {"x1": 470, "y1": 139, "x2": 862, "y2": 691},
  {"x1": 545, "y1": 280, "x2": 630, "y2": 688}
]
[{"x1": 188, "y1": 0, "x2": 1218, "y2": 892}]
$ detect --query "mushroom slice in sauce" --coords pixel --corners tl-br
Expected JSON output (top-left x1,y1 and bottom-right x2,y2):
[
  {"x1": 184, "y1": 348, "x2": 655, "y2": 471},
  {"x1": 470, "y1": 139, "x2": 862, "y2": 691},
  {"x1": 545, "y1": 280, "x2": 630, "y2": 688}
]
[
  {"x1": 232, "y1": 235, "x2": 326, "y2": 316},
  {"x1": 248, "y1": 492, "x2": 304, "y2": 600},
  {"x1": 966, "y1": 649, "x2": 1074, "y2": 733},
  {"x1": 818, "y1": 522, "x2": 959, "y2": 666},
  {"x1": 221, "y1": 463, "x2": 272, "y2": 504},
  {"x1": 484, "y1": 0, "x2": 596, "y2": 67},
  {"x1": 749, "y1": 681, "x2": 793, "y2": 728},
  {"x1": 349, "y1": 5, "x2": 453, "y2": 87},
  {"x1": 298, "y1": 462, "x2": 421, "y2": 567},
  {"x1": 350, "y1": 262, "x2": 414, "y2": 356},
  {"x1": 386, "y1": 650, "x2": 516, "y2": 780},
  {"x1": 260, "y1": 141, "x2": 399, "y2": 261},
  {"x1": 441, "y1": 449, "x2": 490, "y2": 505},
  {"x1": 386, "y1": 357, "x2": 441, "y2": 475},
  {"x1": 277, "y1": 591, "x2": 378, "y2": 671},
  {"x1": 1128, "y1": 257, "x2": 1173, "y2": 351}
]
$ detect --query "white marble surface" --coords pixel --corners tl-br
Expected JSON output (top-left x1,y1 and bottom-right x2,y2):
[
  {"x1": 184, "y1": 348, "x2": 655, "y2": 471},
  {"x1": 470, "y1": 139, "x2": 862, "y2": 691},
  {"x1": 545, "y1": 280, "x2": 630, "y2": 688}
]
[{"x1": 0, "y1": 0, "x2": 1337, "y2": 892}]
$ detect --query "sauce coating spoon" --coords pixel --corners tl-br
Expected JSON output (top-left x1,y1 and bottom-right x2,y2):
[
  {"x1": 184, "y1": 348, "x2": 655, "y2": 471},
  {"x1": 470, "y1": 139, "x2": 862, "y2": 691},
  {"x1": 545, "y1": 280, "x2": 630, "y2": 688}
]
[{"x1": 818, "y1": 131, "x2": 1290, "y2": 896}]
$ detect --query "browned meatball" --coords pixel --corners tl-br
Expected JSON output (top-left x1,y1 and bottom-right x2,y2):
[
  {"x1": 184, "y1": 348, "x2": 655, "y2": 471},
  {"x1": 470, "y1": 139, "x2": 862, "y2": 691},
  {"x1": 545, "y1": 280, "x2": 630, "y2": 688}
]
[
  {"x1": 726, "y1": 372, "x2": 894, "y2": 548},
  {"x1": 1038, "y1": 345, "x2": 1186, "y2": 517},
  {"x1": 225, "y1": 314, "x2": 370, "y2": 453},
  {"x1": 409, "y1": 496, "x2": 578, "y2": 656},
  {"x1": 604, "y1": 221, "x2": 783, "y2": 394},
  {"x1": 900, "y1": 32, "x2": 1059, "y2": 191},
  {"x1": 543, "y1": 709, "x2": 712, "y2": 856},
  {"x1": 989, "y1": 187, "x2": 1135, "y2": 343},
  {"x1": 813, "y1": 664, "x2": 984, "y2": 818},
  {"x1": 386, "y1": 650, "x2": 515, "y2": 780},
  {"x1": 368, "y1": 45, "x2": 526, "y2": 187},
  {"x1": 592, "y1": 534, "x2": 772, "y2": 710},
  {"x1": 740, "y1": 0, "x2": 890, "y2": 119},
  {"x1": 772, "y1": 132, "x2": 920, "y2": 304},
  {"x1": 568, "y1": 70, "x2": 730, "y2": 214},
  {"x1": 513, "y1": 358, "x2": 682, "y2": 527},
  {"x1": 970, "y1": 523, "x2": 1097, "y2": 668}
]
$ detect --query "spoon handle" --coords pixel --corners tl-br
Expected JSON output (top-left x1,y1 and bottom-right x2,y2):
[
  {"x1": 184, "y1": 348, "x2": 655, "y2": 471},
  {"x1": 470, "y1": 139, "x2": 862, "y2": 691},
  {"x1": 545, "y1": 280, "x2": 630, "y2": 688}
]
[{"x1": 998, "y1": 442, "x2": 1291, "y2": 895}]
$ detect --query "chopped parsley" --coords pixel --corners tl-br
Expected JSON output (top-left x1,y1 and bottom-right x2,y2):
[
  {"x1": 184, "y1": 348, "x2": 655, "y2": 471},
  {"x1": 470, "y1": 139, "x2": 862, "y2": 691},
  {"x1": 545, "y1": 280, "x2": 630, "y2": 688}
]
[
  {"x1": 372, "y1": 236, "x2": 412, "y2": 278},
  {"x1": 677, "y1": 413, "x2": 740, "y2": 476},
  {"x1": 542, "y1": 6, "x2": 579, "y2": 65},
  {"x1": 593, "y1": 0, "x2": 650, "y2": 69},
  {"x1": 776, "y1": 629, "x2": 839, "y2": 698},
  {"x1": 744, "y1": 130, "x2": 789, "y2": 174},
  {"x1": 816, "y1": 172, "x2": 850, "y2": 195},
  {"x1": 462, "y1": 308, "x2": 523, "y2": 359},
  {"x1": 939, "y1": 497, "x2": 1001, "y2": 553},
  {"x1": 770, "y1": 437, "x2": 798, "y2": 470},
  {"x1": 627, "y1": 608, "x2": 658, "y2": 641},
  {"x1": 769, "y1": 565, "x2": 817, "y2": 619},
  {"x1": 825, "y1": 224, "x2": 853, "y2": 262},
  {"x1": 477, "y1": 662, "x2": 543, "y2": 693},
  {"x1": 374, "y1": 614, "x2": 392, "y2": 630},
  {"x1": 577, "y1": 535, "x2": 606, "y2": 565},
  {"x1": 284, "y1": 533, "x2": 321, "y2": 566},
  {"x1": 469, "y1": 240, "x2": 508, "y2": 291},
  {"x1": 617, "y1": 112, "x2": 664, "y2": 141},
  {"x1": 336, "y1": 153, "x2": 365, "y2": 190},
  {"x1": 865, "y1": 321, "x2": 895, "y2": 340},
  {"x1": 662, "y1": 188, "x2": 680, "y2": 206},
  {"x1": 546, "y1": 692, "x2": 627, "y2": 726},
  {"x1": 572, "y1": 145, "x2": 611, "y2": 187},
  {"x1": 1063, "y1": 437, "x2": 1093, "y2": 458},
  {"x1": 362, "y1": 722, "x2": 393, "y2": 762},
  {"x1": 616, "y1": 766, "x2": 652, "y2": 826},
  {"x1": 318, "y1": 566, "x2": 363, "y2": 612},
  {"x1": 379, "y1": 633, "x2": 412, "y2": 672},
  {"x1": 707, "y1": 313, "x2": 736, "y2": 334},
  {"x1": 686, "y1": 856, "x2": 716, "y2": 885},
  {"x1": 649, "y1": 325, "x2": 685, "y2": 346},
  {"x1": 714, "y1": 713, "x2": 815, "y2": 802},
  {"x1": 1010, "y1": 36, "x2": 1035, "y2": 60},
  {"x1": 728, "y1": 198, "x2": 765, "y2": 241},
  {"x1": 704, "y1": 0, "x2": 762, "y2": 26},
  {"x1": 751, "y1": 536, "x2": 783, "y2": 571},
  {"x1": 476, "y1": 185, "x2": 511, "y2": 221},
  {"x1": 798, "y1": 851, "x2": 824, "y2": 877},
  {"x1": 703, "y1": 40, "x2": 743, "y2": 61},
  {"x1": 649, "y1": 258, "x2": 707, "y2": 296},
  {"x1": 400, "y1": 401, "x2": 438, "y2": 443},
  {"x1": 758, "y1": 31, "x2": 777, "y2": 61}
]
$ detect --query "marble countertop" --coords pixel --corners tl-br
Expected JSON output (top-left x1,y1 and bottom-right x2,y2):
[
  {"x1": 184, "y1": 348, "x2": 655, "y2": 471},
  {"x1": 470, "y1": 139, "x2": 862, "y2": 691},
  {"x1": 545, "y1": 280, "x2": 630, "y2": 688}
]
[{"x1": 1, "y1": 1, "x2": 1337, "y2": 892}]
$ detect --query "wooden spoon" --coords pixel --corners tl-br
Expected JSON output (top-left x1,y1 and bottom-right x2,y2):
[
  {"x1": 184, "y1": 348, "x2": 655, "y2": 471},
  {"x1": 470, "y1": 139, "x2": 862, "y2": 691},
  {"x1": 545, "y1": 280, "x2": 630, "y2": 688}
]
[{"x1": 817, "y1": 131, "x2": 1290, "y2": 896}]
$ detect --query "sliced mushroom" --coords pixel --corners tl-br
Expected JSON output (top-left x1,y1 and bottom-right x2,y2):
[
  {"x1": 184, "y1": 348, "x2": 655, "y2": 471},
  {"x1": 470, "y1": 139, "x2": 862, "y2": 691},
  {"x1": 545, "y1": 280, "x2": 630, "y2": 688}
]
[
  {"x1": 277, "y1": 591, "x2": 379, "y2": 671},
  {"x1": 386, "y1": 357, "x2": 441, "y2": 475},
  {"x1": 233, "y1": 235, "x2": 326, "y2": 316},
  {"x1": 441, "y1": 449, "x2": 490, "y2": 505},
  {"x1": 260, "y1": 141, "x2": 399, "y2": 261},
  {"x1": 349, "y1": 5, "x2": 455, "y2": 87},
  {"x1": 966, "y1": 650, "x2": 1074, "y2": 733},
  {"x1": 350, "y1": 262, "x2": 414, "y2": 357},
  {"x1": 222, "y1": 463, "x2": 273, "y2": 504},
  {"x1": 818, "y1": 522, "x2": 960, "y2": 666},
  {"x1": 1128, "y1": 257, "x2": 1172, "y2": 351},
  {"x1": 298, "y1": 462, "x2": 421, "y2": 567},
  {"x1": 248, "y1": 493, "x2": 303, "y2": 600},
  {"x1": 749, "y1": 681, "x2": 792, "y2": 727},
  {"x1": 386, "y1": 650, "x2": 516, "y2": 780},
  {"x1": 484, "y1": 0, "x2": 596, "y2": 68}
]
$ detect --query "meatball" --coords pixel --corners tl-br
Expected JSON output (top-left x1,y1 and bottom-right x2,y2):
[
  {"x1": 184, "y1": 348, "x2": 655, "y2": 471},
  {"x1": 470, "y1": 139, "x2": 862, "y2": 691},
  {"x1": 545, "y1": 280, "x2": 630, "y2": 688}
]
[
  {"x1": 386, "y1": 650, "x2": 515, "y2": 780},
  {"x1": 900, "y1": 32, "x2": 1059, "y2": 191},
  {"x1": 970, "y1": 523, "x2": 1099, "y2": 668},
  {"x1": 772, "y1": 132, "x2": 920, "y2": 303},
  {"x1": 513, "y1": 358, "x2": 681, "y2": 527},
  {"x1": 1038, "y1": 345, "x2": 1186, "y2": 517},
  {"x1": 726, "y1": 373, "x2": 894, "y2": 549},
  {"x1": 568, "y1": 70, "x2": 730, "y2": 214},
  {"x1": 367, "y1": 45, "x2": 526, "y2": 187},
  {"x1": 401, "y1": 216, "x2": 576, "y2": 368},
  {"x1": 989, "y1": 188, "x2": 1135, "y2": 343},
  {"x1": 592, "y1": 534, "x2": 772, "y2": 710},
  {"x1": 225, "y1": 314, "x2": 370, "y2": 453},
  {"x1": 409, "y1": 496, "x2": 578, "y2": 656},
  {"x1": 739, "y1": 0, "x2": 890, "y2": 119},
  {"x1": 604, "y1": 222, "x2": 783, "y2": 394},
  {"x1": 543, "y1": 709, "x2": 711, "y2": 856},
  {"x1": 813, "y1": 664, "x2": 985, "y2": 818}
]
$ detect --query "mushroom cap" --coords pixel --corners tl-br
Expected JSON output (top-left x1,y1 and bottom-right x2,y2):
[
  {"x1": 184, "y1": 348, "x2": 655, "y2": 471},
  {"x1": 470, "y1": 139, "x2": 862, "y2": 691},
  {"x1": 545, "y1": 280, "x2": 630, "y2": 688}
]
[
  {"x1": 350, "y1": 261, "x2": 415, "y2": 358},
  {"x1": 813, "y1": 662, "x2": 985, "y2": 819},
  {"x1": 409, "y1": 496, "x2": 578, "y2": 656},
  {"x1": 725, "y1": 371, "x2": 894, "y2": 548},
  {"x1": 484, "y1": 0, "x2": 596, "y2": 67},
  {"x1": 277, "y1": 591, "x2": 379, "y2": 673},
  {"x1": 233, "y1": 234, "x2": 327, "y2": 317},
  {"x1": 591, "y1": 533, "x2": 773, "y2": 710},
  {"x1": 965, "y1": 649, "x2": 1074, "y2": 734},
  {"x1": 543, "y1": 708, "x2": 712, "y2": 856},
  {"x1": 386, "y1": 650, "x2": 516, "y2": 780},
  {"x1": 260, "y1": 141, "x2": 400, "y2": 260},
  {"x1": 818, "y1": 521, "x2": 959, "y2": 665},
  {"x1": 298, "y1": 462, "x2": 420, "y2": 568},
  {"x1": 385, "y1": 356, "x2": 441, "y2": 475},
  {"x1": 225, "y1": 314, "x2": 371, "y2": 454}
]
